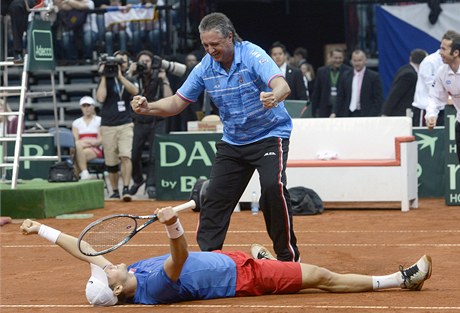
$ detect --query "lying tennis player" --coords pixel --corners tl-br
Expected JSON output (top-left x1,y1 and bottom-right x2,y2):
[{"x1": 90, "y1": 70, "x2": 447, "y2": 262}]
[{"x1": 20, "y1": 206, "x2": 432, "y2": 306}]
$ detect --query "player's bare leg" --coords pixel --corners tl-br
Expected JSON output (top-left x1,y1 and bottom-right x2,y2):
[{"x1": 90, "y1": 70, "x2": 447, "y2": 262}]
[{"x1": 299, "y1": 255, "x2": 432, "y2": 292}]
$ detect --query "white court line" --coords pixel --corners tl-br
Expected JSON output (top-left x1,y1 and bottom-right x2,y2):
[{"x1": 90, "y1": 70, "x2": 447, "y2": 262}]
[
  {"x1": 2, "y1": 229, "x2": 459, "y2": 237},
  {"x1": 2, "y1": 243, "x2": 460, "y2": 248},
  {"x1": 1, "y1": 304, "x2": 459, "y2": 310}
]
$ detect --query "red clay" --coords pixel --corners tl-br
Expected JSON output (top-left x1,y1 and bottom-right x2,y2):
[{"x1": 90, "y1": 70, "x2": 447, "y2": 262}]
[{"x1": 1, "y1": 198, "x2": 459, "y2": 313}]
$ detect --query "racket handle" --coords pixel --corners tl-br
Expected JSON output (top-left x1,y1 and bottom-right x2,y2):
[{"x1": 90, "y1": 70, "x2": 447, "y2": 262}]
[{"x1": 173, "y1": 200, "x2": 196, "y2": 213}]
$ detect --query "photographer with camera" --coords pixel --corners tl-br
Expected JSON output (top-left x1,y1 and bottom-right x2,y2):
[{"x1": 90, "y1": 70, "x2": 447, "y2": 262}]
[
  {"x1": 126, "y1": 50, "x2": 173, "y2": 199},
  {"x1": 96, "y1": 50, "x2": 139, "y2": 201}
]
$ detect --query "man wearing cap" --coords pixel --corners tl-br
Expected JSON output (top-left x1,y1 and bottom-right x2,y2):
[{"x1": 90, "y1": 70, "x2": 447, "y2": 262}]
[
  {"x1": 20, "y1": 207, "x2": 432, "y2": 306},
  {"x1": 72, "y1": 96, "x2": 103, "y2": 180}
]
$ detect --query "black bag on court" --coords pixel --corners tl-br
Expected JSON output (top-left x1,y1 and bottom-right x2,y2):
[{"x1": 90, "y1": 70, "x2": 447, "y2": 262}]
[
  {"x1": 289, "y1": 186, "x2": 324, "y2": 215},
  {"x1": 189, "y1": 179, "x2": 209, "y2": 212},
  {"x1": 48, "y1": 161, "x2": 78, "y2": 183}
]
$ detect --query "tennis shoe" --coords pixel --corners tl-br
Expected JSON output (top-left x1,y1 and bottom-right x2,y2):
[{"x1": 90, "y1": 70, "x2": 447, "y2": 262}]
[
  {"x1": 80, "y1": 170, "x2": 91, "y2": 180},
  {"x1": 251, "y1": 244, "x2": 276, "y2": 260},
  {"x1": 122, "y1": 187, "x2": 132, "y2": 202},
  {"x1": 109, "y1": 191, "x2": 120, "y2": 199},
  {"x1": 399, "y1": 255, "x2": 432, "y2": 291}
]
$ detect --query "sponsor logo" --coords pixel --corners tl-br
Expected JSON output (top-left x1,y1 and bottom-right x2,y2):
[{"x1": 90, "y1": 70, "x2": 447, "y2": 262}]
[
  {"x1": 259, "y1": 58, "x2": 268, "y2": 64},
  {"x1": 263, "y1": 152, "x2": 276, "y2": 157}
]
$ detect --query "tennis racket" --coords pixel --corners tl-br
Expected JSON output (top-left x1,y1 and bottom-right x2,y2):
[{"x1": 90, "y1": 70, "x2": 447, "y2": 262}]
[{"x1": 77, "y1": 200, "x2": 196, "y2": 256}]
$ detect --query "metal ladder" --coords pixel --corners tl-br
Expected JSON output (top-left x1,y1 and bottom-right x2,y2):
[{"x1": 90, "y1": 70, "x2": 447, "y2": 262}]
[{"x1": 0, "y1": 10, "x2": 61, "y2": 189}]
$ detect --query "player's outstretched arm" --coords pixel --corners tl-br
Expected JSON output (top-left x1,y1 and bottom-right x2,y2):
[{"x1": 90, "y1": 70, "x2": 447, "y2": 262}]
[
  {"x1": 131, "y1": 94, "x2": 188, "y2": 117},
  {"x1": 155, "y1": 207, "x2": 188, "y2": 282},
  {"x1": 20, "y1": 219, "x2": 111, "y2": 269}
]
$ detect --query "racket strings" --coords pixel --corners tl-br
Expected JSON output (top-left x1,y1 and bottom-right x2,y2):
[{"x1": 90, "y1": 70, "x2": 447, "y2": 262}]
[{"x1": 80, "y1": 217, "x2": 137, "y2": 254}]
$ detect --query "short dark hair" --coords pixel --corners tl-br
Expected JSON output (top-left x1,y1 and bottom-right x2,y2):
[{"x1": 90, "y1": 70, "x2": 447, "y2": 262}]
[
  {"x1": 136, "y1": 50, "x2": 154, "y2": 62},
  {"x1": 269, "y1": 41, "x2": 287, "y2": 55},
  {"x1": 442, "y1": 30, "x2": 458, "y2": 41},
  {"x1": 449, "y1": 32, "x2": 460, "y2": 56},
  {"x1": 410, "y1": 49, "x2": 428, "y2": 65},
  {"x1": 293, "y1": 47, "x2": 308, "y2": 59},
  {"x1": 113, "y1": 50, "x2": 131, "y2": 59}
]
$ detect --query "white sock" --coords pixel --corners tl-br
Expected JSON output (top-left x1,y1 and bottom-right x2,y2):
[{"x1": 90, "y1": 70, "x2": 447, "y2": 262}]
[{"x1": 372, "y1": 272, "x2": 402, "y2": 290}]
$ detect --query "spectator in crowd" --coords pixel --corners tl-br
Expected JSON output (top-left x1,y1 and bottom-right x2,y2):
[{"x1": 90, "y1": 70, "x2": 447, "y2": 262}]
[
  {"x1": 299, "y1": 62, "x2": 316, "y2": 104},
  {"x1": 426, "y1": 31, "x2": 460, "y2": 160},
  {"x1": 96, "y1": 50, "x2": 138, "y2": 201},
  {"x1": 54, "y1": 0, "x2": 95, "y2": 64},
  {"x1": 71, "y1": 96, "x2": 103, "y2": 180},
  {"x1": 101, "y1": 0, "x2": 129, "y2": 55},
  {"x1": 269, "y1": 42, "x2": 307, "y2": 101},
  {"x1": 311, "y1": 48, "x2": 351, "y2": 117},
  {"x1": 131, "y1": 12, "x2": 301, "y2": 262},
  {"x1": 333, "y1": 49, "x2": 383, "y2": 117},
  {"x1": 127, "y1": 50, "x2": 172, "y2": 199},
  {"x1": 292, "y1": 46, "x2": 308, "y2": 68},
  {"x1": 20, "y1": 208, "x2": 432, "y2": 306},
  {"x1": 381, "y1": 49, "x2": 427, "y2": 117},
  {"x1": 0, "y1": 99, "x2": 18, "y2": 133},
  {"x1": 412, "y1": 30, "x2": 457, "y2": 127},
  {"x1": 131, "y1": 0, "x2": 161, "y2": 55},
  {"x1": 1, "y1": 0, "x2": 35, "y2": 63}
]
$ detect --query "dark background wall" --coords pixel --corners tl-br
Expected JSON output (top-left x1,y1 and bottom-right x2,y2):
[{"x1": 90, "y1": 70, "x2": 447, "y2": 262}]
[{"x1": 212, "y1": 0, "x2": 346, "y2": 69}]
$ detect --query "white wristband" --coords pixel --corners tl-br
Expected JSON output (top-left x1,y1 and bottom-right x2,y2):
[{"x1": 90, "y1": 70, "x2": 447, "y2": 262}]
[
  {"x1": 38, "y1": 225, "x2": 61, "y2": 244},
  {"x1": 165, "y1": 219, "x2": 184, "y2": 239}
]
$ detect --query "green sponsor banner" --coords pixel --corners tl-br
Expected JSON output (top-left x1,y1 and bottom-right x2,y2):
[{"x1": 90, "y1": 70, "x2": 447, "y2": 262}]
[
  {"x1": 0, "y1": 135, "x2": 55, "y2": 179},
  {"x1": 27, "y1": 18, "x2": 55, "y2": 72},
  {"x1": 155, "y1": 133, "x2": 221, "y2": 200},
  {"x1": 443, "y1": 105, "x2": 460, "y2": 205},
  {"x1": 414, "y1": 127, "x2": 445, "y2": 198}
]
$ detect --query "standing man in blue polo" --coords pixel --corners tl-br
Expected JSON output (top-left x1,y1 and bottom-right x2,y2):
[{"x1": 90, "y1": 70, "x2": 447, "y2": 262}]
[{"x1": 131, "y1": 12, "x2": 300, "y2": 262}]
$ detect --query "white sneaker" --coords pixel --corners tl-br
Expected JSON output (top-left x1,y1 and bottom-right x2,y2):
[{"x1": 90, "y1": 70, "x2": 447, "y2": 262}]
[
  {"x1": 399, "y1": 255, "x2": 432, "y2": 291},
  {"x1": 250, "y1": 244, "x2": 276, "y2": 260},
  {"x1": 80, "y1": 170, "x2": 91, "y2": 180}
]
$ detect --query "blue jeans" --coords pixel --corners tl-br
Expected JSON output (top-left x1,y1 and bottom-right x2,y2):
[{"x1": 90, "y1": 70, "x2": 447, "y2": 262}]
[
  {"x1": 105, "y1": 30, "x2": 127, "y2": 55},
  {"x1": 132, "y1": 28, "x2": 160, "y2": 54},
  {"x1": 62, "y1": 29, "x2": 97, "y2": 60}
]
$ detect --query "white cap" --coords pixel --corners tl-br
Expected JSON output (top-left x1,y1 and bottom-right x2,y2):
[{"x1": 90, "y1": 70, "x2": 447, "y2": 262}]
[
  {"x1": 85, "y1": 264, "x2": 118, "y2": 306},
  {"x1": 79, "y1": 96, "x2": 96, "y2": 106}
]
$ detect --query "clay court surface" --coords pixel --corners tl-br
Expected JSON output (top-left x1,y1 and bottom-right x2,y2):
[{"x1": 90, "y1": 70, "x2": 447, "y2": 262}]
[{"x1": 1, "y1": 198, "x2": 459, "y2": 313}]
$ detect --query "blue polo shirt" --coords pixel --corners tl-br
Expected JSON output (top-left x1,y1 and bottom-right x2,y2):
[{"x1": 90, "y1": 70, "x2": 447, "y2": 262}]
[
  {"x1": 128, "y1": 252, "x2": 237, "y2": 304},
  {"x1": 177, "y1": 41, "x2": 292, "y2": 145}
]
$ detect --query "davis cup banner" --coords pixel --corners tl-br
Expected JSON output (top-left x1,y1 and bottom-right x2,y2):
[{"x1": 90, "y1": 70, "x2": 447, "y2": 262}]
[
  {"x1": 155, "y1": 133, "x2": 220, "y2": 200},
  {"x1": 375, "y1": 2, "x2": 460, "y2": 95}
]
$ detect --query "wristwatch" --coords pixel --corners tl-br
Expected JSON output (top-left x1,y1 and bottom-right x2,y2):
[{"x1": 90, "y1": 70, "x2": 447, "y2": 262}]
[{"x1": 273, "y1": 99, "x2": 279, "y2": 107}]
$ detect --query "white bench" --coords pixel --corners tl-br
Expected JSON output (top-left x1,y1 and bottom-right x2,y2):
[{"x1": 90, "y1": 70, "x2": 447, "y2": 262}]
[{"x1": 240, "y1": 117, "x2": 418, "y2": 212}]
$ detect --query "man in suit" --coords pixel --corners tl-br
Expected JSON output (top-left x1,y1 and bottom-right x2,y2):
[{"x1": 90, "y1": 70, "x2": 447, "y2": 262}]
[
  {"x1": 333, "y1": 50, "x2": 383, "y2": 117},
  {"x1": 311, "y1": 48, "x2": 351, "y2": 117},
  {"x1": 269, "y1": 42, "x2": 307, "y2": 101},
  {"x1": 381, "y1": 49, "x2": 428, "y2": 117}
]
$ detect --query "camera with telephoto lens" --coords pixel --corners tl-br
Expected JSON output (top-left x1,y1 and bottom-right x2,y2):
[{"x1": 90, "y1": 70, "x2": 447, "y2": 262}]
[
  {"x1": 152, "y1": 55, "x2": 187, "y2": 77},
  {"x1": 99, "y1": 54, "x2": 125, "y2": 77}
]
